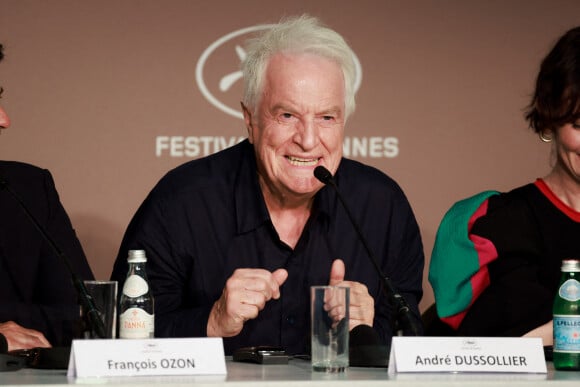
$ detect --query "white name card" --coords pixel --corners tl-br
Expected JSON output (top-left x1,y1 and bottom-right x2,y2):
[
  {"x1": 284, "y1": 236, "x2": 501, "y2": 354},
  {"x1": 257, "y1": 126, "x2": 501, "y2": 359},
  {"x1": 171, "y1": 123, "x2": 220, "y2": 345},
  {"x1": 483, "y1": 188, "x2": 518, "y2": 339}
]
[
  {"x1": 67, "y1": 337, "x2": 226, "y2": 378},
  {"x1": 388, "y1": 337, "x2": 547, "y2": 374}
]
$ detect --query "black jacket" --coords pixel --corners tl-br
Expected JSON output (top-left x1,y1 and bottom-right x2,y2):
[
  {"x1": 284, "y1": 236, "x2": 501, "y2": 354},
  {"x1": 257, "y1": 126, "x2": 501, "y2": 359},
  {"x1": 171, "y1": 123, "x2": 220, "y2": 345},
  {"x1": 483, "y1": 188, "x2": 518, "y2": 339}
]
[{"x1": 0, "y1": 161, "x2": 94, "y2": 346}]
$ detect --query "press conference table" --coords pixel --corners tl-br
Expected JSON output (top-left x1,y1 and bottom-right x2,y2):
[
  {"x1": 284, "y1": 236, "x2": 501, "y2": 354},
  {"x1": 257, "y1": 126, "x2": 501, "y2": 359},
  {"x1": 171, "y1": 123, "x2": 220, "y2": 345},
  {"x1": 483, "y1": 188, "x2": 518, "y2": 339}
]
[{"x1": 1, "y1": 359, "x2": 579, "y2": 387}]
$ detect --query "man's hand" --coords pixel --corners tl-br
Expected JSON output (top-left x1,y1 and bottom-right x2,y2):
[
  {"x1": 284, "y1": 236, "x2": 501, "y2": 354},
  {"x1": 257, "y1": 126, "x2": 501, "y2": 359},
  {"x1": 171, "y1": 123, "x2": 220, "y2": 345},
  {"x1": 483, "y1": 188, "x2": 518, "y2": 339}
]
[
  {"x1": 329, "y1": 259, "x2": 374, "y2": 330},
  {"x1": 207, "y1": 268, "x2": 288, "y2": 337},
  {"x1": 0, "y1": 321, "x2": 51, "y2": 351}
]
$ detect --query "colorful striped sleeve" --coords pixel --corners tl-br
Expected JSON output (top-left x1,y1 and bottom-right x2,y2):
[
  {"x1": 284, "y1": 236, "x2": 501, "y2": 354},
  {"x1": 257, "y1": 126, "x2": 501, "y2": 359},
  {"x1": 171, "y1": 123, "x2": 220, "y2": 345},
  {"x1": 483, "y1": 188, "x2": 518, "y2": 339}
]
[{"x1": 428, "y1": 190, "x2": 500, "y2": 329}]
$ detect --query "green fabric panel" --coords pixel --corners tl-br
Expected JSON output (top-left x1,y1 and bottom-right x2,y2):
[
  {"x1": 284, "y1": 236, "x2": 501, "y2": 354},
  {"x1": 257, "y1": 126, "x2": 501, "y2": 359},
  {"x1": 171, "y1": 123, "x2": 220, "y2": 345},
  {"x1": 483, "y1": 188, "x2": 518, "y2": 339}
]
[{"x1": 429, "y1": 190, "x2": 499, "y2": 318}]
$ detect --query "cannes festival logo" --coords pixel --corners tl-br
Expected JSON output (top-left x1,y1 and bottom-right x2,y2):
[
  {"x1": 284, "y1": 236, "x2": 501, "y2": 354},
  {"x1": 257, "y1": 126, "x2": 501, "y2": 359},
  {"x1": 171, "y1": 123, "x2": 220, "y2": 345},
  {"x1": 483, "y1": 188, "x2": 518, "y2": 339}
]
[{"x1": 196, "y1": 24, "x2": 363, "y2": 120}]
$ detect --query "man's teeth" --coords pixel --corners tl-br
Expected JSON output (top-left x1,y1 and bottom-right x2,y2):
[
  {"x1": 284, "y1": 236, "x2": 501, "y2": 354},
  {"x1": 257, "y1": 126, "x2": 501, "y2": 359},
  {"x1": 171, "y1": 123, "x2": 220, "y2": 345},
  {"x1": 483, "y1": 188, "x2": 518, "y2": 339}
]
[{"x1": 286, "y1": 156, "x2": 318, "y2": 166}]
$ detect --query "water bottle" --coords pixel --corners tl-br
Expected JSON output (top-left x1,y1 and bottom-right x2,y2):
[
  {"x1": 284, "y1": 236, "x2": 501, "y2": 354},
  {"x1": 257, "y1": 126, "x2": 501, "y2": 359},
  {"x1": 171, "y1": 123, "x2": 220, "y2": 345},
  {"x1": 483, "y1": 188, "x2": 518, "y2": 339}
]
[
  {"x1": 553, "y1": 259, "x2": 580, "y2": 370},
  {"x1": 119, "y1": 250, "x2": 155, "y2": 339}
]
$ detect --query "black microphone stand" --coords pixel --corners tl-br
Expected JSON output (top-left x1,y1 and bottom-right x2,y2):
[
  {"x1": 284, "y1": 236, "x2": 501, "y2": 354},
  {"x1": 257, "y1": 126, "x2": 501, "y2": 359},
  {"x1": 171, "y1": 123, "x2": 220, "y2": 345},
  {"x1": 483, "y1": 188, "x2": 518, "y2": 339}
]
[
  {"x1": 314, "y1": 166, "x2": 420, "y2": 336},
  {"x1": 0, "y1": 175, "x2": 107, "y2": 339}
]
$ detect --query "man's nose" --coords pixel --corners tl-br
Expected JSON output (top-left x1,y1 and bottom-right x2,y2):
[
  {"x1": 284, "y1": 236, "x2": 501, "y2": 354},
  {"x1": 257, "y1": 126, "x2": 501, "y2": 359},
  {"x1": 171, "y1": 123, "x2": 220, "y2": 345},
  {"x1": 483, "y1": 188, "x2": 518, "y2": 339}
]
[{"x1": 294, "y1": 120, "x2": 319, "y2": 150}]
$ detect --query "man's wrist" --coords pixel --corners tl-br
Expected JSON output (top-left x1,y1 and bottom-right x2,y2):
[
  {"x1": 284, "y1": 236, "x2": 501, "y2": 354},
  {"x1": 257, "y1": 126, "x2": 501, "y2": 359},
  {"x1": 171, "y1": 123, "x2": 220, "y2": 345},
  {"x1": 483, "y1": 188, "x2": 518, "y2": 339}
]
[{"x1": 206, "y1": 302, "x2": 221, "y2": 337}]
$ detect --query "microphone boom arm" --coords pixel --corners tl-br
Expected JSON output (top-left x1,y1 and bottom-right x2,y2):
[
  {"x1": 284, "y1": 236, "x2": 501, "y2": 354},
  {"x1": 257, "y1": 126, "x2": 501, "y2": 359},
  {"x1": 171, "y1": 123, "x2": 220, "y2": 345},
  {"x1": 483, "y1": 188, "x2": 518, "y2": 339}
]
[{"x1": 314, "y1": 166, "x2": 420, "y2": 336}]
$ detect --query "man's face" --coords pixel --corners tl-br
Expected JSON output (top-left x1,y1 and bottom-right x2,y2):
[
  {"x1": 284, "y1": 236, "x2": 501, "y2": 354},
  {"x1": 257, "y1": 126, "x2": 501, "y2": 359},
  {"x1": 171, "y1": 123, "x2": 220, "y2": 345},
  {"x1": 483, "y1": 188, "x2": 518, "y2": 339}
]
[
  {"x1": 0, "y1": 88, "x2": 10, "y2": 129},
  {"x1": 244, "y1": 52, "x2": 346, "y2": 202}
]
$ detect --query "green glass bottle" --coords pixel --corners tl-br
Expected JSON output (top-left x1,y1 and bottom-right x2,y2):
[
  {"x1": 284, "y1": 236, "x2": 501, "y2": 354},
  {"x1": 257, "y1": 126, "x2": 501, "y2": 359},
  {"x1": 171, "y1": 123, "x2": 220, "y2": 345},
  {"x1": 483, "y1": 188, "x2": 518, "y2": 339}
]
[{"x1": 553, "y1": 259, "x2": 580, "y2": 370}]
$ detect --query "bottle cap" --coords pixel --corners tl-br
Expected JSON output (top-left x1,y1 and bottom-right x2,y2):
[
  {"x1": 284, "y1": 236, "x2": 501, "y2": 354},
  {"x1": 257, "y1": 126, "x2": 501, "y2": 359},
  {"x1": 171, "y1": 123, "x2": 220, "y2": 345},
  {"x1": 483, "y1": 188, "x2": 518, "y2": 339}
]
[
  {"x1": 128, "y1": 249, "x2": 147, "y2": 263},
  {"x1": 561, "y1": 259, "x2": 580, "y2": 272}
]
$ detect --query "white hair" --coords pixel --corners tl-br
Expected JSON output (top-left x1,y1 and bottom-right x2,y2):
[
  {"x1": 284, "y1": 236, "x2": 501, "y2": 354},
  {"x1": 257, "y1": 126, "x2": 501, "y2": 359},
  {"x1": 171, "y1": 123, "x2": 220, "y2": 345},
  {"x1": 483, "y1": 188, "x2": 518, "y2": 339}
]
[{"x1": 241, "y1": 15, "x2": 357, "y2": 118}]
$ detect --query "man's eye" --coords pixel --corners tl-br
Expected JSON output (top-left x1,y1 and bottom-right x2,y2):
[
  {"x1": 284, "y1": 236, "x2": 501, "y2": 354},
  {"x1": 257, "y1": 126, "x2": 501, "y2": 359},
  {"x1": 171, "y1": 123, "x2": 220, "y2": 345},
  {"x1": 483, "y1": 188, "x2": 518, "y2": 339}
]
[
  {"x1": 323, "y1": 116, "x2": 334, "y2": 121},
  {"x1": 282, "y1": 113, "x2": 292, "y2": 119}
]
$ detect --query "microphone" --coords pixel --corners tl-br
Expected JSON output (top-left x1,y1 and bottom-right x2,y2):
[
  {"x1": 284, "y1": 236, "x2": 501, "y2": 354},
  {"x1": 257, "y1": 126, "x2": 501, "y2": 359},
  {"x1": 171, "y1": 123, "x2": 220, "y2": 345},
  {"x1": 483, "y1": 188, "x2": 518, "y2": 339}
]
[
  {"x1": 0, "y1": 175, "x2": 107, "y2": 339},
  {"x1": 314, "y1": 166, "x2": 420, "y2": 337}
]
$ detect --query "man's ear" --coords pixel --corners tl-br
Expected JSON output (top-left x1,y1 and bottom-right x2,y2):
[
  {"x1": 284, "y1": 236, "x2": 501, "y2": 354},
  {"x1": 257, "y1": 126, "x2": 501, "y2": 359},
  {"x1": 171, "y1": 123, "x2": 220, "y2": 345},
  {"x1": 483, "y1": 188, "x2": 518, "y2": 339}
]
[{"x1": 241, "y1": 102, "x2": 254, "y2": 144}]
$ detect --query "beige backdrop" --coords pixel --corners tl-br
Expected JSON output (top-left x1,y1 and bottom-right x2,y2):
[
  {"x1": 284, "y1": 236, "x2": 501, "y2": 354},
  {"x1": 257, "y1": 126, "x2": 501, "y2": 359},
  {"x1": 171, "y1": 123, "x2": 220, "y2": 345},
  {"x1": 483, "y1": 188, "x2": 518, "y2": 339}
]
[{"x1": 1, "y1": 0, "x2": 578, "y2": 313}]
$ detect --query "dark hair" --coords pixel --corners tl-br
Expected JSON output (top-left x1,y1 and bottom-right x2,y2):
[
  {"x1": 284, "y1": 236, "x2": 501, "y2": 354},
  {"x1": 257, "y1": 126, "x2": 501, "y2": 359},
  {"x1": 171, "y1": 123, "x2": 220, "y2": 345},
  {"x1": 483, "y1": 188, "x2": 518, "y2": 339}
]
[{"x1": 525, "y1": 26, "x2": 580, "y2": 133}]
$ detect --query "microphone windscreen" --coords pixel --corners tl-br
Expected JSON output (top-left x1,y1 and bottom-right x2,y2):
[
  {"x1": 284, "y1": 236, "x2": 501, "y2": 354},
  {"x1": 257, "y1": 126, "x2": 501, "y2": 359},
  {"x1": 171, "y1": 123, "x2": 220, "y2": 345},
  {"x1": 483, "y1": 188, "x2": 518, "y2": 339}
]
[
  {"x1": 349, "y1": 325, "x2": 390, "y2": 368},
  {"x1": 313, "y1": 166, "x2": 333, "y2": 185}
]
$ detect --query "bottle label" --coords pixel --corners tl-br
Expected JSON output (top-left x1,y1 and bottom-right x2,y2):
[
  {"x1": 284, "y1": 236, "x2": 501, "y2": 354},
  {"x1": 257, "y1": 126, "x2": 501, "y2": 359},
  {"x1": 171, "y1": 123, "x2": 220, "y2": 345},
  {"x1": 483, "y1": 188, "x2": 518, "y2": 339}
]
[
  {"x1": 119, "y1": 308, "x2": 154, "y2": 339},
  {"x1": 123, "y1": 275, "x2": 149, "y2": 298},
  {"x1": 553, "y1": 315, "x2": 580, "y2": 352},
  {"x1": 559, "y1": 279, "x2": 580, "y2": 302}
]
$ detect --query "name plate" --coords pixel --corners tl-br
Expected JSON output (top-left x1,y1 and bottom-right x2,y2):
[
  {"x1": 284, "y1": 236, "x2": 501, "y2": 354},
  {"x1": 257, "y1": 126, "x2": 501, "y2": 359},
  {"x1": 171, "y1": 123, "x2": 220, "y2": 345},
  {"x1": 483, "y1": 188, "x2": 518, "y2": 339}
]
[
  {"x1": 388, "y1": 337, "x2": 547, "y2": 374},
  {"x1": 67, "y1": 337, "x2": 226, "y2": 378}
]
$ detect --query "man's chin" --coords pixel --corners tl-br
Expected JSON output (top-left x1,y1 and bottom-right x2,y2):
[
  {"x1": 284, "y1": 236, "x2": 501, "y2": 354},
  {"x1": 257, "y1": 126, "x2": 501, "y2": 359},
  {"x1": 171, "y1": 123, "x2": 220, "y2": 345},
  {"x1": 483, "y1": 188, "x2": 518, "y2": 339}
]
[{"x1": 283, "y1": 179, "x2": 324, "y2": 197}]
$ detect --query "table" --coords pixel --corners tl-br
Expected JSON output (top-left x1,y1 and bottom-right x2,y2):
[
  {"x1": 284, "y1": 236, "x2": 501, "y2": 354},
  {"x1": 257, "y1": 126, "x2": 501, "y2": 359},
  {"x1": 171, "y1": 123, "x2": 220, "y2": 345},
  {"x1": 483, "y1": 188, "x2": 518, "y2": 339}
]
[{"x1": 0, "y1": 359, "x2": 579, "y2": 386}]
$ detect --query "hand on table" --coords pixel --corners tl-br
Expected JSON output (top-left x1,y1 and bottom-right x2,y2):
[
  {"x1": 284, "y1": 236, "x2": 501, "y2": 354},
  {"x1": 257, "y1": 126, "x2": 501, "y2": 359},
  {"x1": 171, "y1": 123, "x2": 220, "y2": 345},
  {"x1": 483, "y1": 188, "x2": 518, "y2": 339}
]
[{"x1": 0, "y1": 321, "x2": 51, "y2": 351}]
